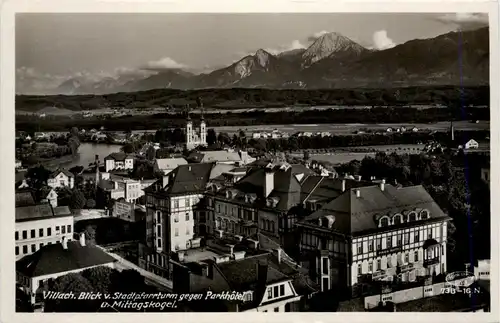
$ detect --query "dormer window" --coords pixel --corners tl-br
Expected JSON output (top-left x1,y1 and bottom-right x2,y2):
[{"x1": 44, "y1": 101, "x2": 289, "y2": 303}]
[
  {"x1": 393, "y1": 214, "x2": 403, "y2": 225},
  {"x1": 408, "y1": 211, "x2": 417, "y2": 222},
  {"x1": 420, "y1": 209, "x2": 430, "y2": 220},
  {"x1": 380, "y1": 217, "x2": 389, "y2": 227}
]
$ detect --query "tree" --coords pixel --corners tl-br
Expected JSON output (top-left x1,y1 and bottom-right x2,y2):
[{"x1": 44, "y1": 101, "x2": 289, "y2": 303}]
[
  {"x1": 121, "y1": 143, "x2": 135, "y2": 154},
  {"x1": 70, "y1": 127, "x2": 79, "y2": 137},
  {"x1": 69, "y1": 165, "x2": 84, "y2": 175},
  {"x1": 207, "y1": 128, "x2": 217, "y2": 145},
  {"x1": 70, "y1": 189, "x2": 87, "y2": 210},
  {"x1": 44, "y1": 273, "x2": 95, "y2": 312},
  {"x1": 303, "y1": 150, "x2": 310, "y2": 161},
  {"x1": 146, "y1": 146, "x2": 156, "y2": 161},
  {"x1": 80, "y1": 266, "x2": 114, "y2": 293},
  {"x1": 84, "y1": 225, "x2": 96, "y2": 244},
  {"x1": 26, "y1": 165, "x2": 51, "y2": 189}
]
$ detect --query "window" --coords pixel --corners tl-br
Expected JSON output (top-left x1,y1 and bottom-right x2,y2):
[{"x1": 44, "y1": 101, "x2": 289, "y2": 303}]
[
  {"x1": 15, "y1": 247, "x2": 19, "y2": 255},
  {"x1": 39, "y1": 228, "x2": 44, "y2": 237},
  {"x1": 442, "y1": 245, "x2": 445, "y2": 255},
  {"x1": 62, "y1": 226, "x2": 66, "y2": 234},
  {"x1": 186, "y1": 198, "x2": 190, "y2": 207},
  {"x1": 217, "y1": 204, "x2": 221, "y2": 213},
  {"x1": 175, "y1": 228, "x2": 179, "y2": 236},
  {"x1": 157, "y1": 239, "x2": 162, "y2": 248},
  {"x1": 186, "y1": 213, "x2": 190, "y2": 221},
  {"x1": 22, "y1": 245, "x2": 27, "y2": 254},
  {"x1": 15, "y1": 232, "x2": 19, "y2": 241},
  {"x1": 157, "y1": 226, "x2": 161, "y2": 237},
  {"x1": 31, "y1": 244, "x2": 36, "y2": 253},
  {"x1": 174, "y1": 216, "x2": 179, "y2": 223},
  {"x1": 428, "y1": 228, "x2": 433, "y2": 239},
  {"x1": 47, "y1": 228, "x2": 52, "y2": 236},
  {"x1": 404, "y1": 232, "x2": 410, "y2": 244},
  {"x1": 414, "y1": 230, "x2": 420, "y2": 242},
  {"x1": 414, "y1": 251, "x2": 419, "y2": 262},
  {"x1": 56, "y1": 226, "x2": 60, "y2": 232},
  {"x1": 397, "y1": 234, "x2": 402, "y2": 246},
  {"x1": 274, "y1": 307, "x2": 279, "y2": 312},
  {"x1": 186, "y1": 228, "x2": 190, "y2": 235},
  {"x1": 22, "y1": 230, "x2": 27, "y2": 239},
  {"x1": 30, "y1": 229, "x2": 35, "y2": 238},
  {"x1": 377, "y1": 238, "x2": 382, "y2": 250},
  {"x1": 368, "y1": 240, "x2": 374, "y2": 252},
  {"x1": 67, "y1": 225, "x2": 72, "y2": 233},
  {"x1": 393, "y1": 215, "x2": 402, "y2": 225},
  {"x1": 357, "y1": 264, "x2": 362, "y2": 275},
  {"x1": 267, "y1": 288, "x2": 272, "y2": 298},
  {"x1": 156, "y1": 211, "x2": 161, "y2": 223},
  {"x1": 368, "y1": 261, "x2": 373, "y2": 272},
  {"x1": 405, "y1": 253, "x2": 409, "y2": 263},
  {"x1": 279, "y1": 284, "x2": 285, "y2": 296},
  {"x1": 174, "y1": 200, "x2": 179, "y2": 208},
  {"x1": 380, "y1": 218, "x2": 389, "y2": 227},
  {"x1": 322, "y1": 258, "x2": 328, "y2": 275},
  {"x1": 387, "y1": 236, "x2": 392, "y2": 248},
  {"x1": 357, "y1": 243, "x2": 363, "y2": 254}
]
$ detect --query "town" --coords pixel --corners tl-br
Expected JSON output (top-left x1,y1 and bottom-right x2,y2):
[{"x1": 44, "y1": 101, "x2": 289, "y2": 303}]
[{"x1": 14, "y1": 98, "x2": 491, "y2": 312}]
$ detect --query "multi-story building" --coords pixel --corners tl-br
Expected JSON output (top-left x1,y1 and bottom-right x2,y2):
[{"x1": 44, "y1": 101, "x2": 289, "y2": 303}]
[
  {"x1": 139, "y1": 163, "x2": 230, "y2": 278},
  {"x1": 47, "y1": 169, "x2": 75, "y2": 189},
  {"x1": 15, "y1": 202, "x2": 74, "y2": 260},
  {"x1": 170, "y1": 235, "x2": 319, "y2": 312},
  {"x1": 296, "y1": 181, "x2": 451, "y2": 296},
  {"x1": 104, "y1": 152, "x2": 134, "y2": 172}
]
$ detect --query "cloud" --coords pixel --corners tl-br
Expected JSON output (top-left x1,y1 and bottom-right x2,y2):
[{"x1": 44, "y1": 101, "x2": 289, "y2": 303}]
[
  {"x1": 141, "y1": 56, "x2": 187, "y2": 71},
  {"x1": 16, "y1": 67, "x2": 72, "y2": 94},
  {"x1": 265, "y1": 39, "x2": 307, "y2": 55},
  {"x1": 307, "y1": 30, "x2": 330, "y2": 42},
  {"x1": 433, "y1": 13, "x2": 489, "y2": 31},
  {"x1": 371, "y1": 30, "x2": 396, "y2": 50}
]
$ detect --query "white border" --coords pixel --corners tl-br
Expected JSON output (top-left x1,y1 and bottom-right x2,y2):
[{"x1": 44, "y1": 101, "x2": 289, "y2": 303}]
[{"x1": 1, "y1": 1, "x2": 498, "y2": 323}]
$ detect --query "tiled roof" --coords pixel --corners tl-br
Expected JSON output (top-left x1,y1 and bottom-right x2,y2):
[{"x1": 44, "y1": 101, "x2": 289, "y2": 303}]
[
  {"x1": 104, "y1": 152, "x2": 133, "y2": 161},
  {"x1": 155, "y1": 158, "x2": 188, "y2": 170},
  {"x1": 15, "y1": 204, "x2": 55, "y2": 222},
  {"x1": 15, "y1": 189, "x2": 36, "y2": 207},
  {"x1": 188, "y1": 151, "x2": 242, "y2": 163},
  {"x1": 53, "y1": 206, "x2": 72, "y2": 216},
  {"x1": 156, "y1": 163, "x2": 215, "y2": 195},
  {"x1": 301, "y1": 184, "x2": 450, "y2": 236},
  {"x1": 300, "y1": 176, "x2": 374, "y2": 203},
  {"x1": 16, "y1": 241, "x2": 116, "y2": 277}
]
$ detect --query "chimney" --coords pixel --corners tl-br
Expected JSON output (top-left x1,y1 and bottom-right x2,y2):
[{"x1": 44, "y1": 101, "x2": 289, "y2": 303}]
[
  {"x1": 355, "y1": 189, "x2": 361, "y2": 198},
  {"x1": 277, "y1": 248, "x2": 282, "y2": 264},
  {"x1": 188, "y1": 166, "x2": 192, "y2": 171},
  {"x1": 62, "y1": 236, "x2": 68, "y2": 250},
  {"x1": 264, "y1": 169, "x2": 274, "y2": 198},
  {"x1": 355, "y1": 175, "x2": 362, "y2": 181},
  {"x1": 227, "y1": 244, "x2": 235, "y2": 257},
  {"x1": 341, "y1": 179, "x2": 346, "y2": 192},
  {"x1": 380, "y1": 179, "x2": 385, "y2": 191},
  {"x1": 79, "y1": 233, "x2": 86, "y2": 247}
]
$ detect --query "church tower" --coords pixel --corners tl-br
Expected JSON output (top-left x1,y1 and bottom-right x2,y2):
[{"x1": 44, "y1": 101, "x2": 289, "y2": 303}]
[
  {"x1": 186, "y1": 106, "x2": 193, "y2": 149},
  {"x1": 199, "y1": 101, "x2": 207, "y2": 146},
  {"x1": 450, "y1": 120, "x2": 455, "y2": 142}
]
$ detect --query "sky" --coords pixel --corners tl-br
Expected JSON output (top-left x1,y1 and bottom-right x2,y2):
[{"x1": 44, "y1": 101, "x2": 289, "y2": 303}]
[{"x1": 16, "y1": 13, "x2": 488, "y2": 93}]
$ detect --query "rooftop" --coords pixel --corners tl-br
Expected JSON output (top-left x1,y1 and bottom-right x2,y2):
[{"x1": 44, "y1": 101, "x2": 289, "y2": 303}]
[
  {"x1": 16, "y1": 240, "x2": 116, "y2": 277},
  {"x1": 50, "y1": 169, "x2": 74, "y2": 178},
  {"x1": 15, "y1": 204, "x2": 69, "y2": 222},
  {"x1": 155, "y1": 157, "x2": 188, "y2": 170},
  {"x1": 104, "y1": 152, "x2": 134, "y2": 161}
]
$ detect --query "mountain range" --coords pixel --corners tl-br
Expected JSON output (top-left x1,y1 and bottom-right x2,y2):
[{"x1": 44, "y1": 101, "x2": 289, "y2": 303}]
[{"x1": 50, "y1": 27, "x2": 489, "y2": 95}]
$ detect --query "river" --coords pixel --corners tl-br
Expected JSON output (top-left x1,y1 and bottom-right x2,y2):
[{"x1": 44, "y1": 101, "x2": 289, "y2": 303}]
[{"x1": 43, "y1": 143, "x2": 123, "y2": 170}]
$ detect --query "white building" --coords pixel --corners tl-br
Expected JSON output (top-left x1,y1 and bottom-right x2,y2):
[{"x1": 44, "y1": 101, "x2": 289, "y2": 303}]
[
  {"x1": 16, "y1": 234, "x2": 116, "y2": 306},
  {"x1": 465, "y1": 139, "x2": 479, "y2": 149},
  {"x1": 99, "y1": 174, "x2": 155, "y2": 203},
  {"x1": 154, "y1": 157, "x2": 188, "y2": 175},
  {"x1": 297, "y1": 182, "x2": 451, "y2": 295},
  {"x1": 15, "y1": 204, "x2": 74, "y2": 260},
  {"x1": 185, "y1": 114, "x2": 207, "y2": 150},
  {"x1": 104, "y1": 152, "x2": 134, "y2": 172},
  {"x1": 47, "y1": 169, "x2": 75, "y2": 189}
]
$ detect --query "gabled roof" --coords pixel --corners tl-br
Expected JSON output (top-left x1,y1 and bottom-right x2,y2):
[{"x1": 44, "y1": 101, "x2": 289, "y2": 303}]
[
  {"x1": 300, "y1": 184, "x2": 450, "y2": 236},
  {"x1": 146, "y1": 163, "x2": 215, "y2": 196},
  {"x1": 16, "y1": 204, "x2": 56, "y2": 222},
  {"x1": 155, "y1": 158, "x2": 188, "y2": 170},
  {"x1": 16, "y1": 241, "x2": 116, "y2": 277},
  {"x1": 15, "y1": 189, "x2": 36, "y2": 207},
  {"x1": 300, "y1": 176, "x2": 374, "y2": 204},
  {"x1": 104, "y1": 152, "x2": 133, "y2": 161},
  {"x1": 50, "y1": 169, "x2": 74, "y2": 178},
  {"x1": 188, "y1": 151, "x2": 242, "y2": 163}
]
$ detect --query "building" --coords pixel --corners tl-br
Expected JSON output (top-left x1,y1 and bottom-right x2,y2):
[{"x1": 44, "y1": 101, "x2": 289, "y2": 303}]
[
  {"x1": 464, "y1": 139, "x2": 479, "y2": 149},
  {"x1": 170, "y1": 235, "x2": 319, "y2": 312},
  {"x1": 16, "y1": 234, "x2": 116, "y2": 306},
  {"x1": 36, "y1": 186, "x2": 58, "y2": 208},
  {"x1": 16, "y1": 201, "x2": 74, "y2": 261},
  {"x1": 185, "y1": 106, "x2": 207, "y2": 150},
  {"x1": 113, "y1": 200, "x2": 147, "y2": 222},
  {"x1": 47, "y1": 169, "x2": 75, "y2": 189},
  {"x1": 296, "y1": 182, "x2": 451, "y2": 296},
  {"x1": 104, "y1": 152, "x2": 134, "y2": 172},
  {"x1": 139, "y1": 163, "x2": 229, "y2": 278},
  {"x1": 154, "y1": 157, "x2": 188, "y2": 175},
  {"x1": 188, "y1": 150, "x2": 255, "y2": 165},
  {"x1": 98, "y1": 173, "x2": 155, "y2": 203}
]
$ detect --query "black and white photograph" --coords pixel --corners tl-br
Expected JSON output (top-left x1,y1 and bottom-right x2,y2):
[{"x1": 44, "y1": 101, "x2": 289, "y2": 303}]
[{"x1": 1, "y1": 1, "x2": 497, "y2": 319}]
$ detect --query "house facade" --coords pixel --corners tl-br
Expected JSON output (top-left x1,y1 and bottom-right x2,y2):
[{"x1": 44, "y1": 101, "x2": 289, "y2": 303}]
[
  {"x1": 47, "y1": 169, "x2": 75, "y2": 189},
  {"x1": 104, "y1": 152, "x2": 134, "y2": 172}
]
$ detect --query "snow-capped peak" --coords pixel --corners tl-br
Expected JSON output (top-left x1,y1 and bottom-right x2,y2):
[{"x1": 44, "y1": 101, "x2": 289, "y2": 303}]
[{"x1": 302, "y1": 32, "x2": 366, "y2": 67}]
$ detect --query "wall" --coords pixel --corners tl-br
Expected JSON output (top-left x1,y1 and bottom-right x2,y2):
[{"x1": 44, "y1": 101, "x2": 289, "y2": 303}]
[{"x1": 16, "y1": 216, "x2": 74, "y2": 260}]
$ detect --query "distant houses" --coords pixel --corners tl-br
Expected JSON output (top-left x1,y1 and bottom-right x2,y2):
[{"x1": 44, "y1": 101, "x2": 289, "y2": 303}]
[
  {"x1": 104, "y1": 152, "x2": 134, "y2": 172},
  {"x1": 47, "y1": 169, "x2": 75, "y2": 189}
]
